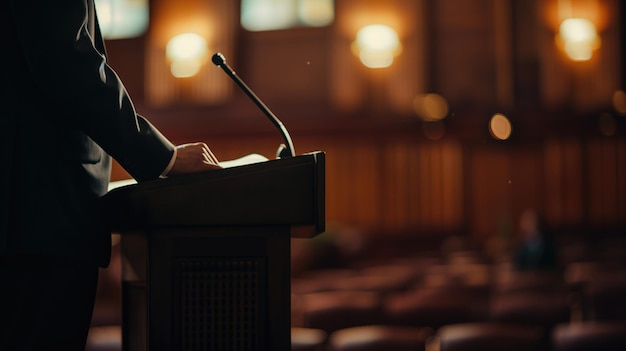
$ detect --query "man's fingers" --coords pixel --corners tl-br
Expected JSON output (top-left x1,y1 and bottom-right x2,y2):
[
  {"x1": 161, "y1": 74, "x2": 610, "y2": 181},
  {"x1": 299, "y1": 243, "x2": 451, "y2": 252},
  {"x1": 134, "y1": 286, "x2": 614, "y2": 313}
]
[
  {"x1": 169, "y1": 142, "x2": 222, "y2": 176},
  {"x1": 197, "y1": 143, "x2": 220, "y2": 167},
  {"x1": 202, "y1": 144, "x2": 219, "y2": 165}
]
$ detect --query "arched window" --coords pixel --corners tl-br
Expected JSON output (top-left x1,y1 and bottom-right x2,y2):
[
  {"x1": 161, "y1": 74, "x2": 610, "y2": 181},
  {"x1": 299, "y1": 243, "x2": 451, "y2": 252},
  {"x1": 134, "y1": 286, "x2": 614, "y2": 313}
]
[
  {"x1": 95, "y1": 0, "x2": 149, "y2": 39},
  {"x1": 241, "y1": 0, "x2": 334, "y2": 31}
]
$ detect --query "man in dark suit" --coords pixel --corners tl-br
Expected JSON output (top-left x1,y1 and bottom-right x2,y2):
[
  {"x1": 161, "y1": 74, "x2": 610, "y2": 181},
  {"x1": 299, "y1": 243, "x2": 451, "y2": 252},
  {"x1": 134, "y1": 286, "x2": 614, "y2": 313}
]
[{"x1": 1, "y1": 1, "x2": 221, "y2": 349}]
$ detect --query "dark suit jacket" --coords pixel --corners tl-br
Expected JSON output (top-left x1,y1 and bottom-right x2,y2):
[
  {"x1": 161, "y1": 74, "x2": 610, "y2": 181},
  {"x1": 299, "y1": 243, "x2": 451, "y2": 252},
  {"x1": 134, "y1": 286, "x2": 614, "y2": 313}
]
[{"x1": 1, "y1": 0, "x2": 175, "y2": 267}]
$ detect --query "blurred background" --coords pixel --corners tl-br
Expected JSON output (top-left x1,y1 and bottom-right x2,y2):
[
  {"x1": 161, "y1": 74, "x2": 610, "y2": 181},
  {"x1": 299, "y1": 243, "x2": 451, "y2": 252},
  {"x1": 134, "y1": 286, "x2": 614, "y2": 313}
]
[
  {"x1": 103, "y1": 0, "x2": 625, "y2": 247},
  {"x1": 89, "y1": 0, "x2": 626, "y2": 350}
]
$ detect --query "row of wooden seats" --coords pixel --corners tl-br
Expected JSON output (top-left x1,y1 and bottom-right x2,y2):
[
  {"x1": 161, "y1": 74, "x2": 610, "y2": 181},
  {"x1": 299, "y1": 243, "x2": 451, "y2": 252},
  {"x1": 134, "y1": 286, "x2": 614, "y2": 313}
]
[
  {"x1": 291, "y1": 257, "x2": 626, "y2": 330},
  {"x1": 292, "y1": 287, "x2": 573, "y2": 335},
  {"x1": 88, "y1": 321, "x2": 626, "y2": 351},
  {"x1": 293, "y1": 321, "x2": 626, "y2": 351}
]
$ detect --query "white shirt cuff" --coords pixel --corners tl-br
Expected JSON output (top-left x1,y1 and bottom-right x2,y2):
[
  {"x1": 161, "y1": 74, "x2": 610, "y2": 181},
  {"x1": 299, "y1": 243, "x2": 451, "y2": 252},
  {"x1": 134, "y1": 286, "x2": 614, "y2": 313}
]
[{"x1": 160, "y1": 147, "x2": 177, "y2": 178}]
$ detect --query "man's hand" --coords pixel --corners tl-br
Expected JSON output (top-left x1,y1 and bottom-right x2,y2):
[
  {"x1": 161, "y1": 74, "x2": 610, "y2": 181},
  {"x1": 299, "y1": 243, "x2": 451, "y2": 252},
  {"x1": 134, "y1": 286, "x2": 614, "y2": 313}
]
[{"x1": 167, "y1": 142, "x2": 222, "y2": 176}]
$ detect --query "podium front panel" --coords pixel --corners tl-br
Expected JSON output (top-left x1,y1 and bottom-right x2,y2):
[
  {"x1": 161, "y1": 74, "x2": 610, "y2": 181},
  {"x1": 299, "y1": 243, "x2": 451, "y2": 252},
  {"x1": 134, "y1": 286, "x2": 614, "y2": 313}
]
[{"x1": 121, "y1": 226, "x2": 291, "y2": 351}]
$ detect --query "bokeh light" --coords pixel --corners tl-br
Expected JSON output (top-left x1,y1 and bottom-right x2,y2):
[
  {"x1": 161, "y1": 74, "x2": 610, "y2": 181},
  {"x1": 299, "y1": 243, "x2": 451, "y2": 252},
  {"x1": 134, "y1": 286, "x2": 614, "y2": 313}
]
[
  {"x1": 557, "y1": 18, "x2": 600, "y2": 61},
  {"x1": 413, "y1": 93, "x2": 449, "y2": 121},
  {"x1": 166, "y1": 33, "x2": 208, "y2": 78},
  {"x1": 489, "y1": 113, "x2": 512, "y2": 141},
  {"x1": 353, "y1": 24, "x2": 402, "y2": 68},
  {"x1": 613, "y1": 90, "x2": 626, "y2": 116}
]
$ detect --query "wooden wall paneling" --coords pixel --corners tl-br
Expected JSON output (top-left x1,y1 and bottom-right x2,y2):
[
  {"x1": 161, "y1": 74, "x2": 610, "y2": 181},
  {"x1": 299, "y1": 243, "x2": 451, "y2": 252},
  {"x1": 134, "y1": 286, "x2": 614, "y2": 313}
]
[
  {"x1": 330, "y1": 34, "x2": 364, "y2": 111},
  {"x1": 322, "y1": 141, "x2": 352, "y2": 226},
  {"x1": 508, "y1": 147, "x2": 544, "y2": 224},
  {"x1": 406, "y1": 142, "x2": 422, "y2": 229},
  {"x1": 320, "y1": 139, "x2": 380, "y2": 228},
  {"x1": 432, "y1": 0, "x2": 497, "y2": 107},
  {"x1": 381, "y1": 141, "x2": 412, "y2": 232},
  {"x1": 467, "y1": 146, "x2": 545, "y2": 243},
  {"x1": 313, "y1": 135, "x2": 467, "y2": 234},
  {"x1": 545, "y1": 140, "x2": 570, "y2": 224},
  {"x1": 386, "y1": 0, "x2": 427, "y2": 115},
  {"x1": 243, "y1": 28, "x2": 332, "y2": 106},
  {"x1": 561, "y1": 139, "x2": 585, "y2": 225},
  {"x1": 544, "y1": 139, "x2": 584, "y2": 226},
  {"x1": 429, "y1": 143, "x2": 445, "y2": 228},
  {"x1": 409, "y1": 141, "x2": 463, "y2": 233},
  {"x1": 493, "y1": 0, "x2": 514, "y2": 109},
  {"x1": 440, "y1": 141, "x2": 464, "y2": 229},
  {"x1": 586, "y1": 138, "x2": 620, "y2": 225},
  {"x1": 415, "y1": 143, "x2": 433, "y2": 229},
  {"x1": 351, "y1": 141, "x2": 383, "y2": 228},
  {"x1": 511, "y1": 0, "x2": 541, "y2": 107},
  {"x1": 467, "y1": 148, "x2": 514, "y2": 241}
]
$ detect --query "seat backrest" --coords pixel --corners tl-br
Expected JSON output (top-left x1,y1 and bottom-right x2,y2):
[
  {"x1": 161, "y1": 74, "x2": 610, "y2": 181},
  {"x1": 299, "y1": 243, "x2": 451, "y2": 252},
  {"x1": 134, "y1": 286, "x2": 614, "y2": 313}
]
[{"x1": 437, "y1": 323, "x2": 546, "y2": 351}]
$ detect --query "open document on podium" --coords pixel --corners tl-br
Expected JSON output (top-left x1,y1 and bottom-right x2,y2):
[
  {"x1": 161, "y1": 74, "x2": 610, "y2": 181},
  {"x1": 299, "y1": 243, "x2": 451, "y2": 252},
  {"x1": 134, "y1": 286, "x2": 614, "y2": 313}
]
[
  {"x1": 218, "y1": 153, "x2": 268, "y2": 168},
  {"x1": 107, "y1": 153, "x2": 269, "y2": 191}
]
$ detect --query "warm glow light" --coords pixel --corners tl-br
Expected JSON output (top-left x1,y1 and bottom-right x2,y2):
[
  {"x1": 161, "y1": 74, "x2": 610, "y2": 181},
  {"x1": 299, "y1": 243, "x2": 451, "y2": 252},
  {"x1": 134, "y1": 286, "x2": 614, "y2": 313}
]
[
  {"x1": 358, "y1": 49, "x2": 394, "y2": 69},
  {"x1": 95, "y1": 0, "x2": 149, "y2": 40},
  {"x1": 557, "y1": 18, "x2": 600, "y2": 61},
  {"x1": 166, "y1": 33, "x2": 208, "y2": 61},
  {"x1": 413, "y1": 93, "x2": 449, "y2": 121},
  {"x1": 170, "y1": 60, "x2": 203, "y2": 79},
  {"x1": 613, "y1": 90, "x2": 626, "y2": 116},
  {"x1": 354, "y1": 24, "x2": 402, "y2": 68},
  {"x1": 560, "y1": 18, "x2": 596, "y2": 42},
  {"x1": 356, "y1": 24, "x2": 400, "y2": 51},
  {"x1": 166, "y1": 33, "x2": 208, "y2": 78},
  {"x1": 489, "y1": 114, "x2": 512, "y2": 141}
]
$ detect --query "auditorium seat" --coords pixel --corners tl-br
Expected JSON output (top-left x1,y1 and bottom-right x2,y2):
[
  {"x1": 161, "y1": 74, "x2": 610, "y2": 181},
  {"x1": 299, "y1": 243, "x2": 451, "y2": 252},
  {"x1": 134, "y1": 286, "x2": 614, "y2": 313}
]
[
  {"x1": 291, "y1": 269, "x2": 357, "y2": 294},
  {"x1": 492, "y1": 270, "x2": 565, "y2": 295},
  {"x1": 298, "y1": 290, "x2": 383, "y2": 334},
  {"x1": 582, "y1": 269, "x2": 626, "y2": 322},
  {"x1": 339, "y1": 263, "x2": 420, "y2": 294},
  {"x1": 328, "y1": 325, "x2": 433, "y2": 351},
  {"x1": 292, "y1": 327, "x2": 328, "y2": 351},
  {"x1": 436, "y1": 322, "x2": 546, "y2": 351},
  {"x1": 488, "y1": 291, "x2": 571, "y2": 328},
  {"x1": 383, "y1": 287, "x2": 485, "y2": 329},
  {"x1": 552, "y1": 321, "x2": 626, "y2": 351}
]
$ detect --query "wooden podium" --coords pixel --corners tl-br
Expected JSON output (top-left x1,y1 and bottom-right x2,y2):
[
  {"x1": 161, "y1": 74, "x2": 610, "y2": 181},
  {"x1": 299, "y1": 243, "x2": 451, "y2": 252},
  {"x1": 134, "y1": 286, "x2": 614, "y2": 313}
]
[{"x1": 100, "y1": 152, "x2": 325, "y2": 351}]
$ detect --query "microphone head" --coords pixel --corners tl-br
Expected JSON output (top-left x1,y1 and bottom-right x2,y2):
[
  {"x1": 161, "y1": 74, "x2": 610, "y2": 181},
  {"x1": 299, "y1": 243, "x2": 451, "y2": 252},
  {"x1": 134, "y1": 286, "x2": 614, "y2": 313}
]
[{"x1": 212, "y1": 52, "x2": 226, "y2": 66}]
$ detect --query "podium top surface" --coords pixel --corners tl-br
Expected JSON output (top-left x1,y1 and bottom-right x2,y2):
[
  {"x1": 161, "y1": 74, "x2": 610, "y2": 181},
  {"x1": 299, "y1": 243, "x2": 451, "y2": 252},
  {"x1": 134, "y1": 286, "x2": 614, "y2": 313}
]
[{"x1": 100, "y1": 152, "x2": 325, "y2": 238}]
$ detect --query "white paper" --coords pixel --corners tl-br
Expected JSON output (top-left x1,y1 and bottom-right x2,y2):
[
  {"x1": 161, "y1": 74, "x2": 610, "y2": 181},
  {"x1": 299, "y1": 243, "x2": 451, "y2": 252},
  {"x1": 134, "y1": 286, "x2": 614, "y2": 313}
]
[
  {"x1": 107, "y1": 153, "x2": 270, "y2": 191},
  {"x1": 219, "y1": 153, "x2": 269, "y2": 168}
]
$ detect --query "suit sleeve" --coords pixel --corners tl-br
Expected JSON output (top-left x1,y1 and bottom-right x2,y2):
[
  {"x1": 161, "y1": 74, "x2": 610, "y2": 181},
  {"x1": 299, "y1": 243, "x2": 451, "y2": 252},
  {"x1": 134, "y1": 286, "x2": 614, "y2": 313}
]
[{"x1": 8, "y1": 0, "x2": 174, "y2": 182}]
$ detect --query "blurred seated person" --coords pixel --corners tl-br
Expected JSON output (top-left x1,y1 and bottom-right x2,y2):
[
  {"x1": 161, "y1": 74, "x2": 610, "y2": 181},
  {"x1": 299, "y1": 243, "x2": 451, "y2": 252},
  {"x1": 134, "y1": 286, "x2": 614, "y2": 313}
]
[{"x1": 514, "y1": 209, "x2": 558, "y2": 271}]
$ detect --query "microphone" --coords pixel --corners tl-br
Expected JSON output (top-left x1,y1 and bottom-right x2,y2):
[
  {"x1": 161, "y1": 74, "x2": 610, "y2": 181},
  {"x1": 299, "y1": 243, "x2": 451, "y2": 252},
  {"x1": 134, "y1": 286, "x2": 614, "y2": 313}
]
[{"x1": 211, "y1": 52, "x2": 295, "y2": 158}]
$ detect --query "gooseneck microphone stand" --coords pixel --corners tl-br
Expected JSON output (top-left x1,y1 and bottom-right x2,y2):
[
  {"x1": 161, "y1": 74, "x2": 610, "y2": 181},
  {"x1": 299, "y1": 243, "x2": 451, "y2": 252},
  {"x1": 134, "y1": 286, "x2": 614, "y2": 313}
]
[{"x1": 212, "y1": 52, "x2": 295, "y2": 158}]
